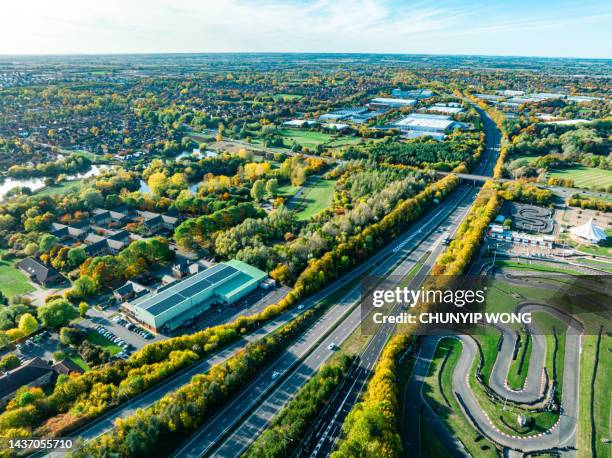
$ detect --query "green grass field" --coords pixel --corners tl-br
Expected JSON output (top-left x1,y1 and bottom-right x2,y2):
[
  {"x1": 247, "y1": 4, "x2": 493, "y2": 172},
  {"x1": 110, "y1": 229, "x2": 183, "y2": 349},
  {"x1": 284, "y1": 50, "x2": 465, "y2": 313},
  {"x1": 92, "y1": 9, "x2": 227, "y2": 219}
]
[
  {"x1": 69, "y1": 355, "x2": 91, "y2": 372},
  {"x1": 0, "y1": 254, "x2": 34, "y2": 299},
  {"x1": 577, "y1": 333, "x2": 611, "y2": 458},
  {"x1": 422, "y1": 337, "x2": 498, "y2": 457},
  {"x1": 547, "y1": 165, "x2": 612, "y2": 190},
  {"x1": 276, "y1": 183, "x2": 300, "y2": 198},
  {"x1": 420, "y1": 417, "x2": 451, "y2": 458},
  {"x1": 279, "y1": 129, "x2": 333, "y2": 148},
  {"x1": 34, "y1": 178, "x2": 85, "y2": 197},
  {"x1": 291, "y1": 178, "x2": 335, "y2": 221},
  {"x1": 85, "y1": 331, "x2": 123, "y2": 355},
  {"x1": 274, "y1": 93, "x2": 303, "y2": 101},
  {"x1": 507, "y1": 332, "x2": 532, "y2": 390}
]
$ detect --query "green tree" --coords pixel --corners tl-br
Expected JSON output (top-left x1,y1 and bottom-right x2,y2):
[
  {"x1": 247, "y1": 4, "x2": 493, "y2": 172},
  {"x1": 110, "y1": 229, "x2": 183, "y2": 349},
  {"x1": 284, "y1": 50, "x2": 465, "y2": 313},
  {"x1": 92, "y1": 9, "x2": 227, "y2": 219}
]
[
  {"x1": 37, "y1": 299, "x2": 78, "y2": 329},
  {"x1": 78, "y1": 302, "x2": 89, "y2": 317},
  {"x1": 39, "y1": 234, "x2": 59, "y2": 253},
  {"x1": 0, "y1": 354, "x2": 20, "y2": 371},
  {"x1": 266, "y1": 178, "x2": 279, "y2": 196},
  {"x1": 251, "y1": 179, "x2": 265, "y2": 201},
  {"x1": 24, "y1": 243, "x2": 38, "y2": 257},
  {"x1": 67, "y1": 247, "x2": 87, "y2": 268},
  {"x1": 18, "y1": 313, "x2": 38, "y2": 336},
  {"x1": 73, "y1": 275, "x2": 97, "y2": 298}
]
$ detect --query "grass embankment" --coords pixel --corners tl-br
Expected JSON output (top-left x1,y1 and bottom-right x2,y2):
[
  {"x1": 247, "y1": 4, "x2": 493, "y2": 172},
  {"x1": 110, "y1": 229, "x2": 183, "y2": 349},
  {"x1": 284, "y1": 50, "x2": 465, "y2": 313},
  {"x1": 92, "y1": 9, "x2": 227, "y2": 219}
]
[
  {"x1": 494, "y1": 259, "x2": 587, "y2": 275},
  {"x1": 85, "y1": 331, "x2": 123, "y2": 356},
  {"x1": 422, "y1": 337, "x2": 498, "y2": 457},
  {"x1": 546, "y1": 165, "x2": 612, "y2": 190},
  {"x1": 0, "y1": 253, "x2": 34, "y2": 298},
  {"x1": 577, "y1": 332, "x2": 611, "y2": 458},
  {"x1": 507, "y1": 332, "x2": 532, "y2": 390},
  {"x1": 420, "y1": 416, "x2": 451, "y2": 458}
]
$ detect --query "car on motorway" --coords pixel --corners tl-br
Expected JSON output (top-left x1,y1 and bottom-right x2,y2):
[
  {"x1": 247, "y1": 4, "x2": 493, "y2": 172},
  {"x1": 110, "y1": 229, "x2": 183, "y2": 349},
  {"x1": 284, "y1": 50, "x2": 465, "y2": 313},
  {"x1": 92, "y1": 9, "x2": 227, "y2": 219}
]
[
  {"x1": 271, "y1": 371, "x2": 281, "y2": 380},
  {"x1": 327, "y1": 343, "x2": 337, "y2": 351}
]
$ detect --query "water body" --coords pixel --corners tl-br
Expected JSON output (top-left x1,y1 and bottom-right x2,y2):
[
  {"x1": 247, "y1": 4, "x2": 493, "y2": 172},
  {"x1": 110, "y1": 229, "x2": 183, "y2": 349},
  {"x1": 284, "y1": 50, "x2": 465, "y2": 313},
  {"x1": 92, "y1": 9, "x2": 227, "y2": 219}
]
[
  {"x1": 175, "y1": 148, "x2": 218, "y2": 161},
  {"x1": 0, "y1": 164, "x2": 111, "y2": 201}
]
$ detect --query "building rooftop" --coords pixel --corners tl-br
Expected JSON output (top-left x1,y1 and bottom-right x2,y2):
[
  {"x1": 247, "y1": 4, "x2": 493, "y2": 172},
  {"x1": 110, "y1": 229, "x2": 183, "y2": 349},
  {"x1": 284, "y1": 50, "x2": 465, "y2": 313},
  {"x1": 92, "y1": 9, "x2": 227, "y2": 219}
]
[{"x1": 130, "y1": 261, "x2": 266, "y2": 318}]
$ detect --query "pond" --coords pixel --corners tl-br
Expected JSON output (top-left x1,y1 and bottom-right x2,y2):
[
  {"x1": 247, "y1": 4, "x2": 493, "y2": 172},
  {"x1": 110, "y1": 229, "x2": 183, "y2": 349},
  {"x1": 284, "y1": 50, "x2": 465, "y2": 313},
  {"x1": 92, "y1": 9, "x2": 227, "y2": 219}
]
[{"x1": 0, "y1": 164, "x2": 111, "y2": 201}]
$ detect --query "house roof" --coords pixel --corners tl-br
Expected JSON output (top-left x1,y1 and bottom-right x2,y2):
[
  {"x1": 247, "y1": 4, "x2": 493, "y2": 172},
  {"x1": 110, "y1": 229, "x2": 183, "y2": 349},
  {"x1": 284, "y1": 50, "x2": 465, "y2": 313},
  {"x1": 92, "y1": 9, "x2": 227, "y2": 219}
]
[
  {"x1": 16, "y1": 258, "x2": 60, "y2": 284},
  {"x1": 0, "y1": 357, "x2": 54, "y2": 399},
  {"x1": 52, "y1": 358, "x2": 84, "y2": 375}
]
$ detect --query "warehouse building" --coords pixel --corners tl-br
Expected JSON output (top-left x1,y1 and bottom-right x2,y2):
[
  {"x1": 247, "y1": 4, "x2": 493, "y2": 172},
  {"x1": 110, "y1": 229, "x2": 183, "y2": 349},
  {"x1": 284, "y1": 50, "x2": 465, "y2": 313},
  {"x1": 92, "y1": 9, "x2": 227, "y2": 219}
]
[
  {"x1": 394, "y1": 113, "x2": 456, "y2": 133},
  {"x1": 369, "y1": 97, "x2": 416, "y2": 109},
  {"x1": 121, "y1": 260, "x2": 267, "y2": 333}
]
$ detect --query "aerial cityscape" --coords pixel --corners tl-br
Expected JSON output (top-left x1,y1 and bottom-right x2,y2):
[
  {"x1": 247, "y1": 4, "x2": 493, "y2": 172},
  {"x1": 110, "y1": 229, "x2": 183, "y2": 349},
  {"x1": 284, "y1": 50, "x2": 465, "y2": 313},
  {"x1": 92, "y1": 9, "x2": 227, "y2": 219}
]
[{"x1": 0, "y1": 2, "x2": 610, "y2": 458}]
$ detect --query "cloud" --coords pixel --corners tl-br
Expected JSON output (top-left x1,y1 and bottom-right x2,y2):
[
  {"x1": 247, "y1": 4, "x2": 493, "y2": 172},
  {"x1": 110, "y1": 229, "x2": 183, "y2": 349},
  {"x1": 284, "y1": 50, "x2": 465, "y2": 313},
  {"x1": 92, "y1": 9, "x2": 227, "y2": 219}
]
[{"x1": 0, "y1": 0, "x2": 609, "y2": 57}]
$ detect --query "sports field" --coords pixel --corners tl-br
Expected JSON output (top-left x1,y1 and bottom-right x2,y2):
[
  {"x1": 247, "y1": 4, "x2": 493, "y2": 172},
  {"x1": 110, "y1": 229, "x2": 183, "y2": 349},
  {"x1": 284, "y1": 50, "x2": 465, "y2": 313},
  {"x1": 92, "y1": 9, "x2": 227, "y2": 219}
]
[
  {"x1": 547, "y1": 165, "x2": 612, "y2": 190},
  {"x1": 292, "y1": 178, "x2": 335, "y2": 221}
]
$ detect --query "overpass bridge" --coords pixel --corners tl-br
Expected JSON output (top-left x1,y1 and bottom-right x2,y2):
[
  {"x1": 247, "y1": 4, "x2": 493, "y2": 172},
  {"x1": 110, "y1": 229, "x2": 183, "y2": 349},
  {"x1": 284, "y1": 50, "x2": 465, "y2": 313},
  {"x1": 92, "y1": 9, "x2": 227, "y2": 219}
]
[{"x1": 435, "y1": 171, "x2": 612, "y2": 200}]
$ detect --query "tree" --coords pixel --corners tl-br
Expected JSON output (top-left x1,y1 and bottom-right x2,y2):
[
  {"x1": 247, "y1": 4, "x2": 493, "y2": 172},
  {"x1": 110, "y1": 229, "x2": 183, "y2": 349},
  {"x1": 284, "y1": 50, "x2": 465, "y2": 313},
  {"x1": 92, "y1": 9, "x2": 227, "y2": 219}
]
[
  {"x1": 78, "y1": 302, "x2": 89, "y2": 317},
  {"x1": 0, "y1": 354, "x2": 20, "y2": 371},
  {"x1": 18, "y1": 313, "x2": 38, "y2": 336},
  {"x1": 37, "y1": 299, "x2": 78, "y2": 329},
  {"x1": 73, "y1": 275, "x2": 97, "y2": 298},
  {"x1": 24, "y1": 243, "x2": 38, "y2": 257},
  {"x1": 80, "y1": 189, "x2": 104, "y2": 209},
  {"x1": 39, "y1": 234, "x2": 59, "y2": 253},
  {"x1": 59, "y1": 326, "x2": 84, "y2": 346},
  {"x1": 67, "y1": 247, "x2": 87, "y2": 268},
  {"x1": 251, "y1": 180, "x2": 265, "y2": 201},
  {"x1": 0, "y1": 332, "x2": 8, "y2": 350},
  {"x1": 266, "y1": 178, "x2": 279, "y2": 196}
]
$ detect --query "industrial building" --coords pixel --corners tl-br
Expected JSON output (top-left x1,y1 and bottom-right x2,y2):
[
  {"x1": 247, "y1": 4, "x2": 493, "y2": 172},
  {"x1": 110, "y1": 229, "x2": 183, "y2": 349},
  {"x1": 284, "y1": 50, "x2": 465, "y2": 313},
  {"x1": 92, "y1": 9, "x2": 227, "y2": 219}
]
[
  {"x1": 391, "y1": 88, "x2": 433, "y2": 99},
  {"x1": 394, "y1": 113, "x2": 456, "y2": 133},
  {"x1": 369, "y1": 97, "x2": 416, "y2": 109},
  {"x1": 121, "y1": 260, "x2": 267, "y2": 333}
]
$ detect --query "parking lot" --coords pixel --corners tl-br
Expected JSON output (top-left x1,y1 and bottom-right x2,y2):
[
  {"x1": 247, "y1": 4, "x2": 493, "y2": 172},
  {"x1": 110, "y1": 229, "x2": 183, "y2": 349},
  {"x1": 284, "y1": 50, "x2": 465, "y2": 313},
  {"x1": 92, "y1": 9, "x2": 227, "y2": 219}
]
[
  {"x1": 82, "y1": 306, "x2": 166, "y2": 350},
  {"x1": 175, "y1": 285, "x2": 290, "y2": 336},
  {"x1": 13, "y1": 330, "x2": 60, "y2": 363}
]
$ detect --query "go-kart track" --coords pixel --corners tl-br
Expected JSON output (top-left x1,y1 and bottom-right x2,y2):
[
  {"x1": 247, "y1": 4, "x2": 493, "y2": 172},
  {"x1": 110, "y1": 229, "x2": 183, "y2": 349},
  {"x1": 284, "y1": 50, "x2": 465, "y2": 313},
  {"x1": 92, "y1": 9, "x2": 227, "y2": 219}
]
[{"x1": 405, "y1": 280, "x2": 586, "y2": 456}]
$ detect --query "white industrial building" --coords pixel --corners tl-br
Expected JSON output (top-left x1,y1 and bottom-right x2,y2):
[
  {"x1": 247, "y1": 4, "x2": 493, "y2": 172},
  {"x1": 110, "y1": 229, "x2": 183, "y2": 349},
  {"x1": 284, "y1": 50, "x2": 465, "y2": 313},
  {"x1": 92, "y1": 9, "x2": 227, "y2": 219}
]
[
  {"x1": 424, "y1": 103, "x2": 464, "y2": 115},
  {"x1": 283, "y1": 119, "x2": 317, "y2": 127},
  {"x1": 394, "y1": 113, "x2": 456, "y2": 133},
  {"x1": 391, "y1": 88, "x2": 433, "y2": 99},
  {"x1": 369, "y1": 97, "x2": 417, "y2": 109}
]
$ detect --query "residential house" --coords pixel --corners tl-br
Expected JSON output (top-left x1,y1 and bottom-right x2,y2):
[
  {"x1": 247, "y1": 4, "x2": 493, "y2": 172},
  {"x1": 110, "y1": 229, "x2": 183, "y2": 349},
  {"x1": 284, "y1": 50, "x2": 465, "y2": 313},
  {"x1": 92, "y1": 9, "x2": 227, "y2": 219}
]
[{"x1": 16, "y1": 258, "x2": 62, "y2": 286}]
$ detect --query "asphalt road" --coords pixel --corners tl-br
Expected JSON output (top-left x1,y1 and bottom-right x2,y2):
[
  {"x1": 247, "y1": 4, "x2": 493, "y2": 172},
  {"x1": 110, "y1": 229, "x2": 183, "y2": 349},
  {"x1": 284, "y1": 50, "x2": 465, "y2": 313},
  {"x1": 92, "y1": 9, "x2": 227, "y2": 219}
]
[
  {"x1": 171, "y1": 184, "x2": 478, "y2": 457},
  {"x1": 44, "y1": 194, "x2": 473, "y2": 457},
  {"x1": 406, "y1": 302, "x2": 584, "y2": 455},
  {"x1": 488, "y1": 322, "x2": 547, "y2": 403}
]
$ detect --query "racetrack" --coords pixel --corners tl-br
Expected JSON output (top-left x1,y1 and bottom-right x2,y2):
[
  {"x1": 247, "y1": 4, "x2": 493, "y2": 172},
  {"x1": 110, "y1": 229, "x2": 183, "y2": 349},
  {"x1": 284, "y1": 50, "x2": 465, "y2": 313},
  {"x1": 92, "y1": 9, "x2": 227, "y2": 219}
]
[{"x1": 408, "y1": 302, "x2": 584, "y2": 455}]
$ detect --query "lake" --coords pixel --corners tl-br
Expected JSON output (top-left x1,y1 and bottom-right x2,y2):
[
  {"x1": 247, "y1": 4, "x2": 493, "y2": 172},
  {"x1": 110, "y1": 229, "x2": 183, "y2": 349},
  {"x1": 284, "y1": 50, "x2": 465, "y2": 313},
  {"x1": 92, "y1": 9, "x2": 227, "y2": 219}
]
[{"x1": 0, "y1": 164, "x2": 111, "y2": 201}]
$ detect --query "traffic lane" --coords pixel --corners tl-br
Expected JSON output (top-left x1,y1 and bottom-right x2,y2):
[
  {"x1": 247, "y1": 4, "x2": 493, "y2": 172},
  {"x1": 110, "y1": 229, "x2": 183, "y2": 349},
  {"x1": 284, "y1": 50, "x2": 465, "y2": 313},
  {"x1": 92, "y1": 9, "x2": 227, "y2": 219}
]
[
  {"x1": 309, "y1": 190, "x2": 478, "y2": 455},
  {"x1": 178, "y1": 221, "x2": 443, "y2": 456},
  {"x1": 56, "y1": 185, "x2": 471, "y2": 451},
  {"x1": 178, "y1": 190, "x2": 472, "y2": 457}
]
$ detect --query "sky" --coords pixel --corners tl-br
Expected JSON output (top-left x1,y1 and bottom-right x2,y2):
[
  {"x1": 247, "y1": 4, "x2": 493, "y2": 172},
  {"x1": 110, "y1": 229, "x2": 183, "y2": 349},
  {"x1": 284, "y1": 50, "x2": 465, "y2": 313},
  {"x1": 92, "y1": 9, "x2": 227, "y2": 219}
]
[{"x1": 1, "y1": 0, "x2": 611, "y2": 58}]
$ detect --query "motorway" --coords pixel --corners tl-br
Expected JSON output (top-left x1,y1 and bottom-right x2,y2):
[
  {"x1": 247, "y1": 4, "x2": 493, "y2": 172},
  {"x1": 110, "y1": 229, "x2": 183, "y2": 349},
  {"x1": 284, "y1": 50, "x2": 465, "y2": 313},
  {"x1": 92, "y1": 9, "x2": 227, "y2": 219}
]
[
  {"x1": 44, "y1": 184, "x2": 476, "y2": 456},
  {"x1": 172, "y1": 183, "x2": 478, "y2": 457},
  {"x1": 168, "y1": 104, "x2": 502, "y2": 457}
]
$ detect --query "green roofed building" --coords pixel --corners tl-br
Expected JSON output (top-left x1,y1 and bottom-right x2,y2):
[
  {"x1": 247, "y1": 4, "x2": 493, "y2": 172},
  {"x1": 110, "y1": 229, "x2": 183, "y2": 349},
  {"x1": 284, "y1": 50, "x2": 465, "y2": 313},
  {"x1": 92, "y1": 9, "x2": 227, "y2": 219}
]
[{"x1": 121, "y1": 260, "x2": 267, "y2": 333}]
